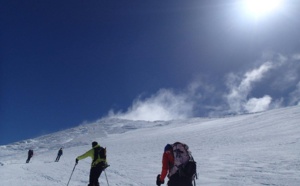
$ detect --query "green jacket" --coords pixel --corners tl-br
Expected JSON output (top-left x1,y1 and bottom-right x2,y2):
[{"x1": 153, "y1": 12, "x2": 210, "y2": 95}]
[{"x1": 76, "y1": 144, "x2": 106, "y2": 167}]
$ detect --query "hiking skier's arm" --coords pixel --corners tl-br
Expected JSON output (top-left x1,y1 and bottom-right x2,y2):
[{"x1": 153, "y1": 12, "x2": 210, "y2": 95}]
[
  {"x1": 76, "y1": 149, "x2": 93, "y2": 161},
  {"x1": 160, "y1": 152, "x2": 170, "y2": 182}
]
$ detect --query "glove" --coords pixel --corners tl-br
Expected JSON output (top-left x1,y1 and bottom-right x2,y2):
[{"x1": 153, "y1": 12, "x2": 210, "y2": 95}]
[
  {"x1": 75, "y1": 158, "x2": 79, "y2": 164},
  {"x1": 156, "y1": 174, "x2": 164, "y2": 185},
  {"x1": 102, "y1": 162, "x2": 109, "y2": 169}
]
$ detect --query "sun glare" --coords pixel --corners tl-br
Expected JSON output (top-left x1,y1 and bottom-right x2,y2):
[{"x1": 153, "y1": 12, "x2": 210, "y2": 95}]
[{"x1": 245, "y1": 0, "x2": 282, "y2": 18}]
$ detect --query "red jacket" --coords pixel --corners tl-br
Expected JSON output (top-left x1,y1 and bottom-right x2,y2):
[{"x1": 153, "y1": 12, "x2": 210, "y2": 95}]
[{"x1": 160, "y1": 150, "x2": 174, "y2": 182}]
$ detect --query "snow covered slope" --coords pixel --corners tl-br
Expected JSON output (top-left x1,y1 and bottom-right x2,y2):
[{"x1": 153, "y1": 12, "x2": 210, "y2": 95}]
[{"x1": 0, "y1": 106, "x2": 300, "y2": 186}]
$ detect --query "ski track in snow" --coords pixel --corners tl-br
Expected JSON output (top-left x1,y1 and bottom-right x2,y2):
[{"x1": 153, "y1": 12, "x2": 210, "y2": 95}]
[{"x1": 0, "y1": 106, "x2": 300, "y2": 186}]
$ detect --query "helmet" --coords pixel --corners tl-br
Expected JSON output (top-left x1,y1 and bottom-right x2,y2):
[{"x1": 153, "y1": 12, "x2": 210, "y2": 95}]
[{"x1": 164, "y1": 144, "x2": 172, "y2": 152}]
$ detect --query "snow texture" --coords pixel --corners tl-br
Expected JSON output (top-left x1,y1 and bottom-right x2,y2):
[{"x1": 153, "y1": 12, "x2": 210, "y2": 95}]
[{"x1": 1, "y1": 106, "x2": 300, "y2": 186}]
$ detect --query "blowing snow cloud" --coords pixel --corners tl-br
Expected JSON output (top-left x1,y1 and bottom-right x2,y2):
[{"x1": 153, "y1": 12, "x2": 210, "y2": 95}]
[
  {"x1": 108, "y1": 52, "x2": 300, "y2": 121},
  {"x1": 108, "y1": 89, "x2": 194, "y2": 121}
]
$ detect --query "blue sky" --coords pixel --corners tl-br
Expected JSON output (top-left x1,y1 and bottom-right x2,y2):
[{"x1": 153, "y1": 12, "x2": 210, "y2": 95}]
[{"x1": 1, "y1": 0, "x2": 300, "y2": 145}]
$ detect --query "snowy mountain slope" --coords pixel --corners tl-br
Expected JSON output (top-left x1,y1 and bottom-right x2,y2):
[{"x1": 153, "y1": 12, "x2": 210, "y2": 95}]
[{"x1": 0, "y1": 106, "x2": 300, "y2": 186}]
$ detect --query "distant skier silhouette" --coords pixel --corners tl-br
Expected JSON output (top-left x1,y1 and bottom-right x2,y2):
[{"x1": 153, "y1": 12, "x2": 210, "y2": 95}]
[
  {"x1": 26, "y1": 149, "x2": 33, "y2": 163},
  {"x1": 55, "y1": 148, "x2": 63, "y2": 162}
]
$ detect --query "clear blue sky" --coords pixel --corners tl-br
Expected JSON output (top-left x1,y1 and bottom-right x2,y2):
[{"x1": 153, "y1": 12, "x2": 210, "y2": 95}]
[{"x1": 1, "y1": 0, "x2": 300, "y2": 145}]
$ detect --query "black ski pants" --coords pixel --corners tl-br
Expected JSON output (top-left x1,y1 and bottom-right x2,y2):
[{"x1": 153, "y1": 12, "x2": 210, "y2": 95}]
[
  {"x1": 88, "y1": 163, "x2": 103, "y2": 186},
  {"x1": 55, "y1": 155, "x2": 61, "y2": 162},
  {"x1": 167, "y1": 173, "x2": 193, "y2": 186},
  {"x1": 26, "y1": 155, "x2": 32, "y2": 163}
]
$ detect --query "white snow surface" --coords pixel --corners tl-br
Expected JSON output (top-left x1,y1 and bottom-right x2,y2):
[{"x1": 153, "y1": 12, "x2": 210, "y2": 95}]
[{"x1": 1, "y1": 106, "x2": 300, "y2": 186}]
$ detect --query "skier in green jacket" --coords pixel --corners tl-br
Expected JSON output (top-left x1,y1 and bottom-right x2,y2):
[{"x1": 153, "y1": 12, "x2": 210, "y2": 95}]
[{"x1": 76, "y1": 141, "x2": 107, "y2": 186}]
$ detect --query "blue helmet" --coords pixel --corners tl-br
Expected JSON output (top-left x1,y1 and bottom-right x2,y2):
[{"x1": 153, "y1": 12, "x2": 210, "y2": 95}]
[{"x1": 164, "y1": 144, "x2": 172, "y2": 152}]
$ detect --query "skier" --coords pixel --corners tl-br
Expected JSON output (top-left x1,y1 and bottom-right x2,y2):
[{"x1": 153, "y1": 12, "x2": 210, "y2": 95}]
[
  {"x1": 26, "y1": 149, "x2": 33, "y2": 163},
  {"x1": 55, "y1": 148, "x2": 63, "y2": 162},
  {"x1": 156, "y1": 144, "x2": 193, "y2": 186},
  {"x1": 76, "y1": 141, "x2": 107, "y2": 186}
]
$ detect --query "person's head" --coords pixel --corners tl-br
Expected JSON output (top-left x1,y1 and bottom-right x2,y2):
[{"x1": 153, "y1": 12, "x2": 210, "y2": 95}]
[
  {"x1": 92, "y1": 141, "x2": 98, "y2": 147},
  {"x1": 164, "y1": 144, "x2": 172, "y2": 152}
]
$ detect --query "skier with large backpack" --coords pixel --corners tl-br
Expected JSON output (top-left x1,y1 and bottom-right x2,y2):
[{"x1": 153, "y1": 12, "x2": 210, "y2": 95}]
[
  {"x1": 156, "y1": 142, "x2": 197, "y2": 186},
  {"x1": 76, "y1": 141, "x2": 108, "y2": 186}
]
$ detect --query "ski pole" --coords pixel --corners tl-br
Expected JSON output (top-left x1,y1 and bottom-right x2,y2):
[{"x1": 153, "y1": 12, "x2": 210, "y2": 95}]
[
  {"x1": 67, "y1": 163, "x2": 77, "y2": 186},
  {"x1": 104, "y1": 170, "x2": 110, "y2": 186}
]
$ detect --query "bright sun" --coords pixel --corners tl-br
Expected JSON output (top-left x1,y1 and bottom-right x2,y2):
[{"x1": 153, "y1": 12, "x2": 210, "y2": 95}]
[{"x1": 245, "y1": 0, "x2": 283, "y2": 18}]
